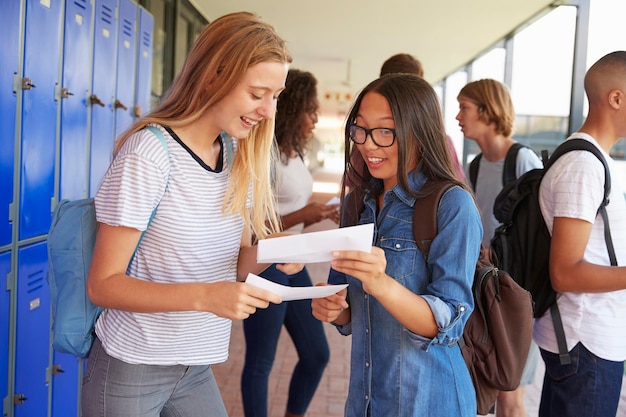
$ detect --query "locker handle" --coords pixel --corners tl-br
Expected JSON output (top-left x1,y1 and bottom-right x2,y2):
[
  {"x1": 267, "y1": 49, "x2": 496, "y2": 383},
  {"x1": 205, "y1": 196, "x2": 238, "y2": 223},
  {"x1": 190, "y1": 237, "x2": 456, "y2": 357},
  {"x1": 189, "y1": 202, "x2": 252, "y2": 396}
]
[
  {"x1": 60, "y1": 87, "x2": 74, "y2": 99},
  {"x1": 114, "y1": 99, "x2": 128, "y2": 111},
  {"x1": 90, "y1": 94, "x2": 105, "y2": 107},
  {"x1": 21, "y1": 78, "x2": 36, "y2": 90},
  {"x1": 14, "y1": 394, "x2": 28, "y2": 405}
]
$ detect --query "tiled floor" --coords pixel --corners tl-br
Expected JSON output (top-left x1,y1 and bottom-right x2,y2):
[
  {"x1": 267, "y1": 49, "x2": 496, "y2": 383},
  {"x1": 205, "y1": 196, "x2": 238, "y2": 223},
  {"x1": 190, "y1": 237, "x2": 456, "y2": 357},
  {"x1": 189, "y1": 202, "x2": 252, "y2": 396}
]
[{"x1": 213, "y1": 166, "x2": 626, "y2": 417}]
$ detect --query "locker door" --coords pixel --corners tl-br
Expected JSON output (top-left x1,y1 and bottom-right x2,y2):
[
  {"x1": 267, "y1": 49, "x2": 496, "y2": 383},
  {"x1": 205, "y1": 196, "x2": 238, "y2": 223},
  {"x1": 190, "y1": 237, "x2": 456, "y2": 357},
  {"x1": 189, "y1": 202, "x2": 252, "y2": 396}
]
[
  {"x1": 50, "y1": 351, "x2": 81, "y2": 417},
  {"x1": 134, "y1": 6, "x2": 153, "y2": 119},
  {"x1": 113, "y1": 0, "x2": 137, "y2": 138},
  {"x1": 14, "y1": 242, "x2": 49, "y2": 417},
  {"x1": 0, "y1": 251, "x2": 11, "y2": 415},
  {"x1": 0, "y1": 0, "x2": 21, "y2": 246},
  {"x1": 88, "y1": 0, "x2": 118, "y2": 197},
  {"x1": 19, "y1": 0, "x2": 63, "y2": 240},
  {"x1": 59, "y1": 0, "x2": 94, "y2": 201}
]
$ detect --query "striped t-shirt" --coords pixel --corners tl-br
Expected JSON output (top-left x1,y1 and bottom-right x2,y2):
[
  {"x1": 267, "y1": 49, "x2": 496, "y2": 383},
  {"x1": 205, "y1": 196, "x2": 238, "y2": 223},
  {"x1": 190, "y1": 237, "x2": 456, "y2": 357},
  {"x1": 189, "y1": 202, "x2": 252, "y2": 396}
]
[{"x1": 94, "y1": 124, "x2": 243, "y2": 365}]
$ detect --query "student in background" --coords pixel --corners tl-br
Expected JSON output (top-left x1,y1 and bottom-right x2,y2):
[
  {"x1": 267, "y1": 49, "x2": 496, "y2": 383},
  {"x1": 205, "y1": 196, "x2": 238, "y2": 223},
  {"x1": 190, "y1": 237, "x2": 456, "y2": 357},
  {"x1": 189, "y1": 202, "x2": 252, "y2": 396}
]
[
  {"x1": 381, "y1": 53, "x2": 466, "y2": 181},
  {"x1": 536, "y1": 50, "x2": 626, "y2": 417},
  {"x1": 456, "y1": 78, "x2": 542, "y2": 417},
  {"x1": 241, "y1": 69, "x2": 338, "y2": 417},
  {"x1": 312, "y1": 73, "x2": 482, "y2": 416},
  {"x1": 82, "y1": 12, "x2": 301, "y2": 416}
]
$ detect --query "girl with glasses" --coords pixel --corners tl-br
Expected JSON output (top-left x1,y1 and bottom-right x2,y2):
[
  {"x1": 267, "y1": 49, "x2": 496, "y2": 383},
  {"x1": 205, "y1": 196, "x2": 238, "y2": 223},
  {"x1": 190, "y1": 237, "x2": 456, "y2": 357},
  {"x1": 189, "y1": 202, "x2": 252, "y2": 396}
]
[{"x1": 312, "y1": 73, "x2": 482, "y2": 417}]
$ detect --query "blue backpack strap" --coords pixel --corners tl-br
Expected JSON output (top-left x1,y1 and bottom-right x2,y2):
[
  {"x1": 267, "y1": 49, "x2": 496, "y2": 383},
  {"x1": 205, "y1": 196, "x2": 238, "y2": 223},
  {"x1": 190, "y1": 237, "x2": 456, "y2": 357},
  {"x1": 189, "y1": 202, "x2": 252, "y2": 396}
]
[
  {"x1": 220, "y1": 131, "x2": 235, "y2": 168},
  {"x1": 134, "y1": 125, "x2": 171, "y2": 252}
]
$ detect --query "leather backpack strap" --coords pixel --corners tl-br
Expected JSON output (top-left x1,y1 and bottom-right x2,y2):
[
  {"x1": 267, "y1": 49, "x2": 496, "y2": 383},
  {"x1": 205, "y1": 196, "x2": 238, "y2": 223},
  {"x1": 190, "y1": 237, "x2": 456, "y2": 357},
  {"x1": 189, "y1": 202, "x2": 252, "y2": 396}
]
[
  {"x1": 413, "y1": 180, "x2": 456, "y2": 260},
  {"x1": 469, "y1": 154, "x2": 482, "y2": 191}
]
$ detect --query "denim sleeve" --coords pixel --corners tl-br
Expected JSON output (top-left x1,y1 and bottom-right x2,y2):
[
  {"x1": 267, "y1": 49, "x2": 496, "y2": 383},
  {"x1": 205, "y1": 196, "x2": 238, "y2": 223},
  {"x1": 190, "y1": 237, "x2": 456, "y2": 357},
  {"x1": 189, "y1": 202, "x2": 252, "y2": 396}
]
[
  {"x1": 328, "y1": 268, "x2": 352, "y2": 335},
  {"x1": 410, "y1": 186, "x2": 482, "y2": 347}
]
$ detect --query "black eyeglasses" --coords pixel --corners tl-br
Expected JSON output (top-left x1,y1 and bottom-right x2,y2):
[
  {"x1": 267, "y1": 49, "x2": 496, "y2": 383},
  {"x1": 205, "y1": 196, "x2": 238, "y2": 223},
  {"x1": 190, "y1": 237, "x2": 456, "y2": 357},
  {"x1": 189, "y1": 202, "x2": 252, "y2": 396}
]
[{"x1": 348, "y1": 124, "x2": 397, "y2": 147}]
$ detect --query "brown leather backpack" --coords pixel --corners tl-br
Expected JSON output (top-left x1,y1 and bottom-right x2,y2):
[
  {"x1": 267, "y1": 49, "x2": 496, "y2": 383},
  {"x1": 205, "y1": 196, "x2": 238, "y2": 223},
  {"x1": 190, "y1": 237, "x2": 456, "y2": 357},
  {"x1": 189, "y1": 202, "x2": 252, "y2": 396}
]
[{"x1": 413, "y1": 180, "x2": 534, "y2": 415}]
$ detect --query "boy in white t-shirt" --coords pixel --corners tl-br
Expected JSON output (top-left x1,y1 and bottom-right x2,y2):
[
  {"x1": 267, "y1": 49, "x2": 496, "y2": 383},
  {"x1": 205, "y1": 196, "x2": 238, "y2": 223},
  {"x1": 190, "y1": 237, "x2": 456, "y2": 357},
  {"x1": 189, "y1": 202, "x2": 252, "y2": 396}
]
[{"x1": 536, "y1": 51, "x2": 626, "y2": 417}]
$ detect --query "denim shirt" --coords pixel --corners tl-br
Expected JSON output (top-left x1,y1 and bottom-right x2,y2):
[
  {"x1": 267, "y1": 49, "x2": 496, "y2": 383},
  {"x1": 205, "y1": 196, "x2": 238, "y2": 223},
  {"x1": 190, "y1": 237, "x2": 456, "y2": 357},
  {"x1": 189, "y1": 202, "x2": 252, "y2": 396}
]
[{"x1": 329, "y1": 169, "x2": 482, "y2": 417}]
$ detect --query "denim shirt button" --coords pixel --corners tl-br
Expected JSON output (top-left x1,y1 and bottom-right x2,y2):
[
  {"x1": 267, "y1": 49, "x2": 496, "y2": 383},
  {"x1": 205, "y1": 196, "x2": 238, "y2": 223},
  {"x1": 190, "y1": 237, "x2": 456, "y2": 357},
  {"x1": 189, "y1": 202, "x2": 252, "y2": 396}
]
[
  {"x1": 460, "y1": 306, "x2": 466, "y2": 312},
  {"x1": 365, "y1": 361, "x2": 370, "y2": 367},
  {"x1": 365, "y1": 328, "x2": 369, "y2": 333},
  {"x1": 365, "y1": 395, "x2": 369, "y2": 400},
  {"x1": 395, "y1": 243, "x2": 401, "y2": 249}
]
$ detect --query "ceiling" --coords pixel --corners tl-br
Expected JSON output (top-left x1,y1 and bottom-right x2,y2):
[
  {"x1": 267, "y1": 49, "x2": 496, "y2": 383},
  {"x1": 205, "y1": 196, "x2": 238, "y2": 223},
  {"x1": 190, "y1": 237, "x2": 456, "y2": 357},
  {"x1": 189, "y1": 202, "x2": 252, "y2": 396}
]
[{"x1": 190, "y1": 0, "x2": 559, "y2": 117}]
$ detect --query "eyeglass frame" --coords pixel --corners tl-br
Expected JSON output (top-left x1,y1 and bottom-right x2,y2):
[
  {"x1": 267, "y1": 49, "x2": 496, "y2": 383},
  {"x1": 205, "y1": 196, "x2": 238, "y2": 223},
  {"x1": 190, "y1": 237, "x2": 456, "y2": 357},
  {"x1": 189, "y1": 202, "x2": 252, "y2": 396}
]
[{"x1": 347, "y1": 124, "x2": 397, "y2": 148}]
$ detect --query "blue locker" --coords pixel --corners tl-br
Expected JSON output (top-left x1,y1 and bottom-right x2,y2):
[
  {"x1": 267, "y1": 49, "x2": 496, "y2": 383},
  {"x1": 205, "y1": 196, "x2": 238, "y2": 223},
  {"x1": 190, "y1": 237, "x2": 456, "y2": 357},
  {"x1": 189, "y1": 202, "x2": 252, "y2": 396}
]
[
  {"x1": 19, "y1": 0, "x2": 63, "y2": 240},
  {"x1": 0, "y1": 251, "x2": 11, "y2": 415},
  {"x1": 113, "y1": 0, "x2": 137, "y2": 138},
  {"x1": 88, "y1": 0, "x2": 118, "y2": 197},
  {"x1": 134, "y1": 6, "x2": 154, "y2": 119},
  {"x1": 50, "y1": 352, "x2": 81, "y2": 417},
  {"x1": 59, "y1": 0, "x2": 94, "y2": 201},
  {"x1": 0, "y1": 0, "x2": 21, "y2": 246},
  {"x1": 14, "y1": 242, "x2": 49, "y2": 417}
]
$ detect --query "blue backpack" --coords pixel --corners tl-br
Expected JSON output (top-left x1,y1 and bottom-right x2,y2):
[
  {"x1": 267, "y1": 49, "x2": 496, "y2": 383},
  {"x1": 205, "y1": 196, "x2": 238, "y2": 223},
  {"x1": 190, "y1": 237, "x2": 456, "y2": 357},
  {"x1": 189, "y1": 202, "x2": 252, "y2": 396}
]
[{"x1": 46, "y1": 126, "x2": 169, "y2": 358}]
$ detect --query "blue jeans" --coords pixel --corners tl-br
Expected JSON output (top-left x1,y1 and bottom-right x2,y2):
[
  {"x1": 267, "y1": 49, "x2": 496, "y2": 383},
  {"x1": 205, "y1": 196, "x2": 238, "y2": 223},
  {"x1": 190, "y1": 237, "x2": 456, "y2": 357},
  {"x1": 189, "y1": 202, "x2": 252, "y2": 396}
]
[
  {"x1": 82, "y1": 337, "x2": 228, "y2": 417},
  {"x1": 241, "y1": 265, "x2": 330, "y2": 417},
  {"x1": 539, "y1": 342, "x2": 623, "y2": 417}
]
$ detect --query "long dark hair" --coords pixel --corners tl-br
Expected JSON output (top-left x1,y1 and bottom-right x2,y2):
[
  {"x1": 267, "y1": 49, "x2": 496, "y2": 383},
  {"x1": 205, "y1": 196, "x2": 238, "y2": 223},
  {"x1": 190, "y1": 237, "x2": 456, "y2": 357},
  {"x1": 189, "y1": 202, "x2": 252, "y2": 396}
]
[
  {"x1": 275, "y1": 69, "x2": 317, "y2": 161},
  {"x1": 342, "y1": 73, "x2": 468, "y2": 224}
]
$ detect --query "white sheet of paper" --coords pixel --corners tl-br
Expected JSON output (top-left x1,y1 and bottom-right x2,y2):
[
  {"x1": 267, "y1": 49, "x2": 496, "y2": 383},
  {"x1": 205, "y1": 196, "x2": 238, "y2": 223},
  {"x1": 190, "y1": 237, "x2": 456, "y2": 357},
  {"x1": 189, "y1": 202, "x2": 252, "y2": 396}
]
[
  {"x1": 245, "y1": 273, "x2": 348, "y2": 301},
  {"x1": 257, "y1": 223, "x2": 374, "y2": 263},
  {"x1": 326, "y1": 196, "x2": 340, "y2": 205}
]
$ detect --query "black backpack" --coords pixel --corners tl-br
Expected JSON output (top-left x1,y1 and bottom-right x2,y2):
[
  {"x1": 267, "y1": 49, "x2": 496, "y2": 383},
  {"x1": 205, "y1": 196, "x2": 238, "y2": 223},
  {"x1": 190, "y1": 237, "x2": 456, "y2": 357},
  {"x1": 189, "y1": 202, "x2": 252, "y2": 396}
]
[
  {"x1": 469, "y1": 142, "x2": 527, "y2": 190},
  {"x1": 490, "y1": 138, "x2": 615, "y2": 364},
  {"x1": 344, "y1": 182, "x2": 534, "y2": 415}
]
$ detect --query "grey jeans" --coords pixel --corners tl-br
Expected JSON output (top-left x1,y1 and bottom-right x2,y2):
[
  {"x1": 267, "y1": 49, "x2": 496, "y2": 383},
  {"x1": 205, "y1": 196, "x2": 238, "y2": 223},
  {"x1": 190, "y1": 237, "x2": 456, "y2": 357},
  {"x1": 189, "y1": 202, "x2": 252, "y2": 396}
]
[{"x1": 81, "y1": 337, "x2": 229, "y2": 417}]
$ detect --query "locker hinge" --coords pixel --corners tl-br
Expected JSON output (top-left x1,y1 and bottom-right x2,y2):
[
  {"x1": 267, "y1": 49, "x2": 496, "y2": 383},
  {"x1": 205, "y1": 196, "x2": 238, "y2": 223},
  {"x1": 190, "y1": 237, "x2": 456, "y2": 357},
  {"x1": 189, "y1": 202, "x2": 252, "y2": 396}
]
[
  {"x1": 5, "y1": 268, "x2": 15, "y2": 292},
  {"x1": 8, "y1": 201, "x2": 16, "y2": 224}
]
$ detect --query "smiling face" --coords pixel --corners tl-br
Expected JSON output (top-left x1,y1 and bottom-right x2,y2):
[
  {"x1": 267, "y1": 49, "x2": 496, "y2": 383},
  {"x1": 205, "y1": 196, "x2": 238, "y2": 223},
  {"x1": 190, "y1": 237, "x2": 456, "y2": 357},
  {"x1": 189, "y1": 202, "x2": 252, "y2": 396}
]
[
  {"x1": 212, "y1": 61, "x2": 289, "y2": 139},
  {"x1": 354, "y1": 91, "x2": 400, "y2": 191}
]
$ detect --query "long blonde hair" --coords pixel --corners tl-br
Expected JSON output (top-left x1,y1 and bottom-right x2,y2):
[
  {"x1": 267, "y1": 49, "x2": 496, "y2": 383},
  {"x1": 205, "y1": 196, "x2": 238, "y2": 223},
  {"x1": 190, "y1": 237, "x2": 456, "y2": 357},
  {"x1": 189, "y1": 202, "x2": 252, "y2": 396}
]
[{"x1": 114, "y1": 12, "x2": 291, "y2": 239}]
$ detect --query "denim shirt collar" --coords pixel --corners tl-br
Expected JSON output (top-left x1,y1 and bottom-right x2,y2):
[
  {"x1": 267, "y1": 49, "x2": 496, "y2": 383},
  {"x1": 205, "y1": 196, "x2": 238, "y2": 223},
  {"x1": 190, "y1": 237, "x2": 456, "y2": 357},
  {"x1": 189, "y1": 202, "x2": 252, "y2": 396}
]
[{"x1": 366, "y1": 167, "x2": 428, "y2": 208}]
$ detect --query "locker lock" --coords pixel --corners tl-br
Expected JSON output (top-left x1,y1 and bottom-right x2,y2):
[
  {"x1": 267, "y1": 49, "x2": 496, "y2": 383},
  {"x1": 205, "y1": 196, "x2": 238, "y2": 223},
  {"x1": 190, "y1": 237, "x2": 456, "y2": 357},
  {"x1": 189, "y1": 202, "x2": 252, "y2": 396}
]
[
  {"x1": 52, "y1": 364, "x2": 65, "y2": 375},
  {"x1": 14, "y1": 394, "x2": 28, "y2": 405},
  {"x1": 21, "y1": 78, "x2": 36, "y2": 90},
  {"x1": 114, "y1": 99, "x2": 128, "y2": 111},
  {"x1": 60, "y1": 87, "x2": 74, "y2": 99},
  {"x1": 90, "y1": 94, "x2": 105, "y2": 107}
]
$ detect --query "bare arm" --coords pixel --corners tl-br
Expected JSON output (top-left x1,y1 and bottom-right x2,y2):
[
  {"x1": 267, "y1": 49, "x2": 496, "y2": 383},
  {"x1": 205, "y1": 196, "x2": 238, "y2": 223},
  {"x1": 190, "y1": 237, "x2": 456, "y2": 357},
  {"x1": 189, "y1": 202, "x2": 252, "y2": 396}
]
[
  {"x1": 236, "y1": 224, "x2": 305, "y2": 281},
  {"x1": 550, "y1": 216, "x2": 626, "y2": 292},
  {"x1": 330, "y1": 247, "x2": 438, "y2": 338},
  {"x1": 279, "y1": 202, "x2": 340, "y2": 230},
  {"x1": 87, "y1": 223, "x2": 281, "y2": 320}
]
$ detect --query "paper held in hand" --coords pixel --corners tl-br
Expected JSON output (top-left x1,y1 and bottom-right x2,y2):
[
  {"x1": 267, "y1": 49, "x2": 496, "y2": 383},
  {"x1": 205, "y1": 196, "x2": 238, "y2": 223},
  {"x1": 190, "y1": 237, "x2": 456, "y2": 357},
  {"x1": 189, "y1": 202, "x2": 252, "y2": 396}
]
[
  {"x1": 245, "y1": 273, "x2": 348, "y2": 301},
  {"x1": 257, "y1": 223, "x2": 374, "y2": 264}
]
